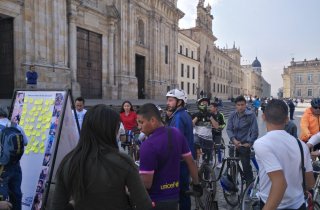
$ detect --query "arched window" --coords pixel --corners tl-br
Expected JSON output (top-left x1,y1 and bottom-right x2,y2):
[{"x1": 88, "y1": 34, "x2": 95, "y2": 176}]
[{"x1": 138, "y1": 19, "x2": 144, "y2": 45}]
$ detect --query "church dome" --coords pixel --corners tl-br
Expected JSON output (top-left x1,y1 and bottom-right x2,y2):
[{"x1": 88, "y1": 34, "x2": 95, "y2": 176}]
[{"x1": 252, "y1": 57, "x2": 261, "y2": 68}]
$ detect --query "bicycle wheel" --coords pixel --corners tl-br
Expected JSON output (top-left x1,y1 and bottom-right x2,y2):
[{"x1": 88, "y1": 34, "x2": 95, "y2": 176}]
[
  {"x1": 196, "y1": 164, "x2": 217, "y2": 209},
  {"x1": 241, "y1": 179, "x2": 260, "y2": 210},
  {"x1": 223, "y1": 161, "x2": 244, "y2": 207}
]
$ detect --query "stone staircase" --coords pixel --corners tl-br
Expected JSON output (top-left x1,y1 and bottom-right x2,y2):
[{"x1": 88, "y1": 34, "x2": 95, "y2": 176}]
[{"x1": 85, "y1": 100, "x2": 235, "y2": 119}]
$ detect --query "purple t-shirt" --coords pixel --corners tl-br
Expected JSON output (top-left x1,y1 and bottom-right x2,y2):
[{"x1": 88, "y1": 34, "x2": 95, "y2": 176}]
[{"x1": 139, "y1": 126, "x2": 191, "y2": 202}]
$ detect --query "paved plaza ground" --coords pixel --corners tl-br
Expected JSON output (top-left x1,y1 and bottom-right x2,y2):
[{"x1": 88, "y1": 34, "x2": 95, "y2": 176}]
[{"x1": 204, "y1": 103, "x2": 308, "y2": 210}]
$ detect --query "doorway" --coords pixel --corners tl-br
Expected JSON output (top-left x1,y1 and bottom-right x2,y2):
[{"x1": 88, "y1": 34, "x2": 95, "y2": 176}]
[
  {"x1": 0, "y1": 17, "x2": 14, "y2": 98},
  {"x1": 135, "y1": 54, "x2": 145, "y2": 99},
  {"x1": 77, "y1": 28, "x2": 102, "y2": 99}
]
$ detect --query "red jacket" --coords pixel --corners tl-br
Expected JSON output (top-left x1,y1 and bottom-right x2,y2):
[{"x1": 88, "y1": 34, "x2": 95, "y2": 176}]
[{"x1": 120, "y1": 111, "x2": 137, "y2": 131}]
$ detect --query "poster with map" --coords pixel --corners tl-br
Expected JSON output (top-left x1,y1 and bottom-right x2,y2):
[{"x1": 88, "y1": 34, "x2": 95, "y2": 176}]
[{"x1": 9, "y1": 90, "x2": 79, "y2": 210}]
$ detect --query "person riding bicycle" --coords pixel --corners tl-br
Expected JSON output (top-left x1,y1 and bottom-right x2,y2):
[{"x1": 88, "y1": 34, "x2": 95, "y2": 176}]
[
  {"x1": 192, "y1": 98, "x2": 214, "y2": 163},
  {"x1": 227, "y1": 95, "x2": 258, "y2": 185},
  {"x1": 300, "y1": 98, "x2": 320, "y2": 147},
  {"x1": 209, "y1": 102, "x2": 226, "y2": 168},
  {"x1": 166, "y1": 89, "x2": 194, "y2": 210}
]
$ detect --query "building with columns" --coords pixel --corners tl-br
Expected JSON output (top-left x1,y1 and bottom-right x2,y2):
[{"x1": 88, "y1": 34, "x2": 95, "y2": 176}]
[
  {"x1": 282, "y1": 58, "x2": 320, "y2": 99},
  {"x1": 0, "y1": 0, "x2": 184, "y2": 99},
  {"x1": 241, "y1": 57, "x2": 263, "y2": 98},
  {"x1": 177, "y1": 32, "x2": 200, "y2": 100},
  {"x1": 179, "y1": 1, "x2": 243, "y2": 100}
]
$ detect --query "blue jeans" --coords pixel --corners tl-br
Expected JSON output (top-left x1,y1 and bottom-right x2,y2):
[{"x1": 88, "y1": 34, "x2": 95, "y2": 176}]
[
  {"x1": 0, "y1": 163, "x2": 22, "y2": 210},
  {"x1": 179, "y1": 162, "x2": 191, "y2": 210}
]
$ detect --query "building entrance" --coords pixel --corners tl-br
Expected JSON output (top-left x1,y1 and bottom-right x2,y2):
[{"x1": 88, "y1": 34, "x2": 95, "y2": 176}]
[
  {"x1": 0, "y1": 16, "x2": 14, "y2": 99},
  {"x1": 135, "y1": 54, "x2": 145, "y2": 99}
]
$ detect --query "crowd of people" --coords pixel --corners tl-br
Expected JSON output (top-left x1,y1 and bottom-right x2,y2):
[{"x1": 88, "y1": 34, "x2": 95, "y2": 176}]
[{"x1": 1, "y1": 88, "x2": 320, "y2": 210}]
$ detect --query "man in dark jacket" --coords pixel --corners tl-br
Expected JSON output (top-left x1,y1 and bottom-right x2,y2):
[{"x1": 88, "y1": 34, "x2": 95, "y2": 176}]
[
  {"x1": 287, "y1": 99, "x2": 295, "y2": 120},
  {"x1": 227, "y1": 95, "x2": 259, "y2": 184},
  {"x1": 26, "y1": 65, "x2": 38, "y2": 88}
]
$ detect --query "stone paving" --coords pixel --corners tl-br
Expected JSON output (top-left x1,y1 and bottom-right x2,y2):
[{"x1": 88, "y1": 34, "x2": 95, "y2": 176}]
[{"x1": 192, "y1": 103, "x2": 308, "y2": 210}]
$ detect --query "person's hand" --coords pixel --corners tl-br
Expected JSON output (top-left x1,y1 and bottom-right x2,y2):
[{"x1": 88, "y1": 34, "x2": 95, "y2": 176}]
[
  {"x1": 240, "y1": 143, "x2": 251, "y2": 148},
  {"x1": 0, "y1": 201, "x2": 12, "y2": 210},
  {"x1": 192, "y1": 183, "x2": 203, "y2": 197},
  {"x1": 232, "y1": 139, "x2": 241, "y2": 149}
]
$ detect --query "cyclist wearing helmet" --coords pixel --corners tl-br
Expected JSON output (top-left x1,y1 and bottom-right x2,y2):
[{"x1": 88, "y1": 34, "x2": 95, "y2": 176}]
[
  {"x1": 166, "y1": 89, "x2": 194, "y2": 210},
  {"x1": 300, "y1": 98, "x2": 320, "y2": 144},
  {"x1": 192, "y1": 98, "x2": 213, "y2": 161}
]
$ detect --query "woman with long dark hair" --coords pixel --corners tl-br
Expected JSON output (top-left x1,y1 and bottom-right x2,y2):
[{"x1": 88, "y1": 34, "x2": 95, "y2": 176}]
[{"x1": 51, "y1": 104, "x2": 152, "y2": 210}]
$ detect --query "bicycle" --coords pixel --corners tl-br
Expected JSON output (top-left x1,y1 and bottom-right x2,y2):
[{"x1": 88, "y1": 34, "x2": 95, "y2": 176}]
[
  {"x1": 218, "y1": 144, "x2": 259, "y2": 207},
  {"x1": 240, "y1": 148, "x2": 260, "y2": 210},
  {"x1": 310, "y1": 161, "x2": 320, "y2": 209},
  {"x1": 123, "y1": 129, "x2": 141, "y2": 162},
  {"x1": 193, "y1": 135, "x2": 218, "y2": 210}
]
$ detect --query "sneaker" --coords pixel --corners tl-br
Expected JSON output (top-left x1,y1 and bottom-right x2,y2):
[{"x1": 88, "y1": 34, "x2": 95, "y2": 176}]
[{"x1": 216, "y1": 162, "x2": 222, "y2": 168}]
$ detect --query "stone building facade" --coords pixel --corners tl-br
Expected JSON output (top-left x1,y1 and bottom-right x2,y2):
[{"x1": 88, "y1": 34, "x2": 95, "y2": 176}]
[
  {"x1": 177, "y1": 32, "x2": 200, "y2": 100},
  {"x1": 282, "y1": 58, "x2": 320, "y2": 99},
  {"x1": 0, "y1": 0, "x2": 184, "y2": 99},
  {"x1": 179, "y1": 1, "x2": 242, "y2": 100},
  {"x1": 241, "y1": 57, "x2": 263, "y2": 98}
]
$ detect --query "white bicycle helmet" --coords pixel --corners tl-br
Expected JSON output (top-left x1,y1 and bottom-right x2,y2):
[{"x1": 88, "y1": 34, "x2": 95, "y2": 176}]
[{"x1": 166, "y1": 89, "x2": 188, "y2": 104}]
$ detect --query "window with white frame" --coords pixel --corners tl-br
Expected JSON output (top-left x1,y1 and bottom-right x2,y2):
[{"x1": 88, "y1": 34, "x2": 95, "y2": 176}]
[{"x1": 295, "y1": 74, "x2": 302, "y2": 83}]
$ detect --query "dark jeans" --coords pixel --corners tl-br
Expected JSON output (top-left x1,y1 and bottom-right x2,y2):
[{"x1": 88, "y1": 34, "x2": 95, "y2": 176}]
[
  {"x1": 179, "y1": 162, "x2": 191, "y2": 210},
  {"x1": 290, "y1": 109, "x2": 295, "y2": 120},
  {"x1": 0, "y1": 163, "x2": 22, "y2": 210},
  {"x1": 153, "y1": 199, "x2": 178, "y2": 210},
  {"x1": 237, "y1": 147, "x2": 253, "y2": 184},
  {"x1": 260, "y1": 200, "x2": 306, "y2": 210}
]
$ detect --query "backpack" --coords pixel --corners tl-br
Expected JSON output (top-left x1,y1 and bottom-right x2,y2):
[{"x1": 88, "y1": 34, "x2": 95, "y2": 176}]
[{"x1": 0, "y1": 123, "x2": 25, "y2": 165}]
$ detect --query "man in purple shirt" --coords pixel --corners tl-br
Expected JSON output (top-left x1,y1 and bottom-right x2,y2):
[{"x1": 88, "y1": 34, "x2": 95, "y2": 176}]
[{"x1": 137, "y1": 103, "x2": 201, "y2": 210}]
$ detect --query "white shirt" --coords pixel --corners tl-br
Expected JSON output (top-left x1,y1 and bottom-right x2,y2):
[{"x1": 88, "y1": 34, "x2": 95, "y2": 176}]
[
  {"x1": 253, "y1": 130, "x2": 312, "y2": 209},
  {"x1": 75, "y1": 109, "x2": 87, "y2": 129},
  {"x1": 0, "y1": 118, "x2": 29, "y2": 145},
  {"x1": 308, "y1": 132, "x2": 320, "y2": 146}
]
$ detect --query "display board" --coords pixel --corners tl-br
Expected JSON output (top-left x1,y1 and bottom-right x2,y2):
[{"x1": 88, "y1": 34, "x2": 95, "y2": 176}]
[{"x1": 9, "y1": 90, "x2": 80, "y2": 210}]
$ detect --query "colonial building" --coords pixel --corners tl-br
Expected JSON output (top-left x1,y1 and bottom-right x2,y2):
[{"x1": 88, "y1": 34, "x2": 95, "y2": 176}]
[
  {"x1": 179, "y1": 0, "x2": 242, "y2": 100},
  {"x1": 177, "y1": 32, "x2": 200, "y2": 100},
  {"x1": 0, "y1": 0, "x2": 184, "y2": 99},
  {"x1": 241, "y1": 57, "x2": 263, "y2": 98},
  {"x1": 282, "y1": 58, "x2": 320, "y2": 99},
  {"x1": 261, "y1": 77, "x2": 271, "y2": 98}
]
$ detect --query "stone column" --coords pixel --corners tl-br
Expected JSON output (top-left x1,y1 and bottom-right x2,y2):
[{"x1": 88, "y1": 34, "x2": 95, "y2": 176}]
[{"x1": 108, "y1": 21, "x2": 115, "y2": 85}]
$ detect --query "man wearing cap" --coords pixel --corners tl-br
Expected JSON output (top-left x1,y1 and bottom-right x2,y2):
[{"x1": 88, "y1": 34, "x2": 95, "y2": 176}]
[{"x1": 0, "y1": 106, "x2": 28, "y2": 210}]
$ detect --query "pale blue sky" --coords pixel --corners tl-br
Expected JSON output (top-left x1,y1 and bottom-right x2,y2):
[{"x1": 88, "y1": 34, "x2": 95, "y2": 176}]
[{"x1": 177, "y1": 0, "x2": 320, "y2": 96}]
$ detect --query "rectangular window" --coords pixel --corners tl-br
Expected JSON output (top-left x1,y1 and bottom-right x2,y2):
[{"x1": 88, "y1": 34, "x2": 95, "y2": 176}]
[
  {"x1": 192, "y1": 67, "x2": 195, "y2": 79},
  {"x1": 187, "y1": 82, "x2": 190, "y2": 94},
  {"x1": 187, "y1": 65, "x2": 190, "y2": 78},
  {"x1": 217, "y1": 84, "x2": 220, "y2": 93},
  {"x1": 181, "y1": 64, "x2": 184, "y2": 77},
  {"x1": 308, "y1": 74, "x2": 313, "y2": 83},
  {"x1": 186, "y1": 48, "x2": 188, "y2": 57},
  {"x1": 308, "y1": 88, "x2": 313, "y2": 97},
  {"x1": 191, "y1": 51, "x2": 194, "y2": 59},
  {"x1": 165, "y1": 45, "x2": 168, "y2": 64},
  {"x1": 223, "y1": 85, "x2": 225, "y2": 93},
  {"x1": 213, "y1": 83, "x2": 215, "y2": 92},
  {"x1": 179, "y1": 45, "x2": 182, "y2": 54},
  {"x1": 181, "y1": 81, "x2": 184, "y2": 90},
  {"x1": 193, "y1": 83, "x2": 195, "y2": 94},
  {"x1": 297, "y1": 89, "x2": 301, "y2": 97}
]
